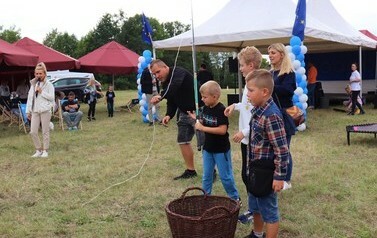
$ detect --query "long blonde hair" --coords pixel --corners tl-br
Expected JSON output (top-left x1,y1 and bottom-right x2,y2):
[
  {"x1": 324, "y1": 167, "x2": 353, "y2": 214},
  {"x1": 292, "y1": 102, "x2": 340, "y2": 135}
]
[{"x1": 268, "y1": 43, "x2": 293, "y2": 76}]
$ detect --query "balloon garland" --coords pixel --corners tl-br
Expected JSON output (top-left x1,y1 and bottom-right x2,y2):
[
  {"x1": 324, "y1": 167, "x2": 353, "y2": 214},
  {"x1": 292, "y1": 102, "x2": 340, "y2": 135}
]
[
  {"x1": 286, "y1": 35, "x2": 307, "y2": 131},
  {"x1": 136, "y1": 50, "x2": 157, "y2": 123}
]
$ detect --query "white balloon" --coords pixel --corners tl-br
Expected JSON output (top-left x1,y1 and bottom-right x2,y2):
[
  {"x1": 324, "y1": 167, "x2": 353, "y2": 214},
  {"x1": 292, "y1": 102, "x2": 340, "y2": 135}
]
[
  {"x1": 142, "y1": 93, "x2": 147, "y2": 100},
  {"x1": 301, "y1": 74, "x2": 307, "y2": 81},
  {"x1": 146, "y1": 114, "x2": 150, "y2": 121},
  {"x1": 138, "y1": 56, "x2": 146, "y2": 63},
  {"x1": 139, "y1": 106, "x2": 144, "y2": 112},
  {"x1": 137, "y1": 78, "x2": 140, "y2": 85},
  {"x1": 285, "y1": 45, "x2": 292, "y2": 53},
  {"x1": 297, "y1": 123, "x2": 306, "y2": 131},
  {"x1": 137, "y1": 84, "x2": 141, "y2": 91},
  {"x1": 294, "y1": 87, "x2": 304, "y2": 95},
  {"x1": 299, "y1": 94, "x2": 308, "y2": 103},
  {"x1": 301, "y1": 45, "x2": 308, "y2": 54},
  {"x1": 293, "y1": 60, "x2": 301, "y2": 70},
  {"x1": 137, "y1": 62, "x2": 141, "y2": 69},
  {"x1": 297, "y1": 67, "x2": 306, "y2": 75},
  {"x1": 288, "y1": 52, "x2": 296, "y2": 61},
  {"x1": 139, "y1": 99, "x2": 146, "y2": 106},
  {"x1": 302, "y1": 102, "x2": 308, "y2": 110}
]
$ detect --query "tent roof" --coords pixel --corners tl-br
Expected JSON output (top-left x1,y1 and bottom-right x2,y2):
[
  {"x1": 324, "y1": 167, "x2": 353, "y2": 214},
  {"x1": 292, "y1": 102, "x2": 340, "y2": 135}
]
[
  {"x1": 14, "y1": 37, "x2": 80, "y2": 70},
  {"x1": 0, "y1": 38, "x2": 39, "y2": 67},
  {"x1": 154, "y1": 0, "x2": 377, "y2": 53},
  {"x1": 78, "y1": 41, "x2": 139, "y2": 75}
]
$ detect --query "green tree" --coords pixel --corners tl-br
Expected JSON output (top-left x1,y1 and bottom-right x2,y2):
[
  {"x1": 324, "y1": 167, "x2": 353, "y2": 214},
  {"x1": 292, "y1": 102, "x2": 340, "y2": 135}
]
[{"x1": 0, "y1": 26, "x2": 21, "y2": 43}]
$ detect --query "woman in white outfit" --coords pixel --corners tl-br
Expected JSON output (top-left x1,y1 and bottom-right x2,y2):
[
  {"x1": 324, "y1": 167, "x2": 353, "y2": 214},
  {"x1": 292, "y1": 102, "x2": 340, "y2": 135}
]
[{"x1": 26, "y1": 62, "x2": 55, "y2": 158}]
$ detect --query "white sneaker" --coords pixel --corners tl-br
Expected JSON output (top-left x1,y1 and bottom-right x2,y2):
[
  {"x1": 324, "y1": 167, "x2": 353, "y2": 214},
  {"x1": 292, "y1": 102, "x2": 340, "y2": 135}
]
[
  {"x1": 40, "y1": 150, "x2": 48, "y2": 158},
  {"x1": 282, "y1": 181, "x2": 292, "y2": 190},
  {"x1": 31, "y1": 150, "x2": 42, "y2": 158}
]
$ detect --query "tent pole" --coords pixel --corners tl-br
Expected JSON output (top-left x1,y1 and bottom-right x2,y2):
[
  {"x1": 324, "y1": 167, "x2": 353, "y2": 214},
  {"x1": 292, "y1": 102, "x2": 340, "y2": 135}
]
[
  {"x1": 112, "y1": 74, "x2": 115, "y2": 89},
  {"x1": 359, "y1": 46, "x2": 362, "y2": 96}
]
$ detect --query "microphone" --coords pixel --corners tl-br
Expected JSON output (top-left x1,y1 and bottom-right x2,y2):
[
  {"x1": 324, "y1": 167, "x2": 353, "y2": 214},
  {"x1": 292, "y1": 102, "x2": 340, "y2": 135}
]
[{"x1": 35, "y1": 80, "x2": 41, "y2": 97}]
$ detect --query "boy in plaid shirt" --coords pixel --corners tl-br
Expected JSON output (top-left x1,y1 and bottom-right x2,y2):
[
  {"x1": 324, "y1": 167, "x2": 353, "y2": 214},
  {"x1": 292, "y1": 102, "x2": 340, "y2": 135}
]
[{"x1": 244, "y1": 69, "x2": 289, "y2": 238}]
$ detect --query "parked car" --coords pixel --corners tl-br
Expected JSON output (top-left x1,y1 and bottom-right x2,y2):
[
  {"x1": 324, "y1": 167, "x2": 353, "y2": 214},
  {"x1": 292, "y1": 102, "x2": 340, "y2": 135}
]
[{"x1": 47, "y1": 71, "x2": 102, "y2": 102}]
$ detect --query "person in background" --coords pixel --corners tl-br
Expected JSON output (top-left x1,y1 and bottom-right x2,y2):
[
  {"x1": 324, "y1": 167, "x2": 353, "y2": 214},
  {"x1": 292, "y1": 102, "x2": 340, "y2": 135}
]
[
  {"x1": 348, "y1": 63, "x2": 365, "y2": 115},
  {"x1": 224, "y1": 46, "x2": 262, "y2": 224},
  {"x1": 150, "y1": 59, "x2": 198, "y2": 180},
  {"x1": 197, "y1": 63, "x2": 214, "y2": 107},
  {"x1": 84, "y1": 78, "x2": 102, "y2": 121},
  {"x1": 62, "y1": 91, "x2": 83, "y2": 130},
  {"x1": 105, "y1": 85, "x2": 116, "y2": 117},
  {"x1": 343, "y1": 84, "x2": 362, "y2": 114},
  {"x1": 268, "y1": 43, "x2": 296, "y2": 190},
  {"x1": 188, "y1": 80, "x2": 240, "y2": 201},
  {"x1": 307, "y1": 62, "x2": 317, "y2": 109},
  {"x1": 26, "y1": 62, "x2": 55, "y2": 158},
  {"x1": 0, "y1": 79, "x2": 11, "y2": 106},
  {"x1": 245, "y1": 69, "x2": 289, "y2": 238},
  {"x1": 16, "y1": 79, "x2": 30, "y2": 104},
  {"x1": 141, "y1": 66, "x2": 161, "y2": 125}
]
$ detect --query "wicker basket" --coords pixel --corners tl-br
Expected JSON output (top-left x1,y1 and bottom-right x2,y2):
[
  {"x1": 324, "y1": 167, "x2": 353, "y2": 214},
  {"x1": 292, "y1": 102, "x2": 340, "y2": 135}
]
[{"x1": 165, "y1": 187, "x2": 240, "y2": 238}]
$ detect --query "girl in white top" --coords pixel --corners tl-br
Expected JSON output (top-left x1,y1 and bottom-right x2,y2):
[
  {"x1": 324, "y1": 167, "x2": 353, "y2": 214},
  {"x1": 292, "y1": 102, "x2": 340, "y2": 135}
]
[
  {"x1": 26, "y1": 62, "x2": 55, "y2": 158},
  {"x1": 348, "y1": 63, "x2": 365, "y2": 115}
]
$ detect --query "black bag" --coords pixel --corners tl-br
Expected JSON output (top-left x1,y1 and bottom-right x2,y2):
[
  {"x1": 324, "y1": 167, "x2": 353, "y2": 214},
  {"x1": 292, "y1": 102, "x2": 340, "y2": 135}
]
[{"x1": 247, "y1": 159, "x2": 275, "y2": 197}]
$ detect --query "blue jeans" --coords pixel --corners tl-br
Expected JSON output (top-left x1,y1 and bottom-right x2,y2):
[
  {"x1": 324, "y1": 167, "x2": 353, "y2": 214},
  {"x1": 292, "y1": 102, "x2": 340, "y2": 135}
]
[
  {"x1": 202, "y1": 149, "x2": 239, "y2": 200},
  {"x1": 248, "y1": 192, "x2": 279, "y2": 223}
]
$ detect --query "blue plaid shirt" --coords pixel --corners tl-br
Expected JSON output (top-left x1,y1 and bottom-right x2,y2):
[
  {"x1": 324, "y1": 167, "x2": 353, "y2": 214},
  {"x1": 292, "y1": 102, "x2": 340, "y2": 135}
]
[{"x1": 248, "y1": 98, "x2": 289, "y2": 180}]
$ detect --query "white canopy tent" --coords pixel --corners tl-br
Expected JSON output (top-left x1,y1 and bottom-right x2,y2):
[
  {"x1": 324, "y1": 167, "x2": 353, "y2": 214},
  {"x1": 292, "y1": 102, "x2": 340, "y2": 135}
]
[{"x1": 154, "y1": 0, "x2": 377, "y2": 53}]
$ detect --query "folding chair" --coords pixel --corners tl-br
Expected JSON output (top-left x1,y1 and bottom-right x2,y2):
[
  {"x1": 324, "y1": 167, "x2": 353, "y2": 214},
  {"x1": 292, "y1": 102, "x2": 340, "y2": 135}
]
[
  {"x1": 0, "y1": 100, "x2": 18, "y2": 126},
  {"x1": 122, "y1": 98, "x2": 139, "y2": 113},
  {"x1": 58, "y1": 99, "x2": 83, "y2": 131},
  {"x1": 18, "y1": 103, "x2": 29, "y2": 134}
]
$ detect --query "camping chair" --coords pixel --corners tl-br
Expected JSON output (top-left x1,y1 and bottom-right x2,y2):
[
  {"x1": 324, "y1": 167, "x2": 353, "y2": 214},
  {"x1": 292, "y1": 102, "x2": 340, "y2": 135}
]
[
  {"x1": 18, "y1": 103, "x2": 29, "y2": 134},
  {"x1": 0, "y1": 99, "x2": 18, "y2": 126},
  {"x1": 58, "y1": 99, "x2": 83, "y2": 131},
  {"x1": 122, "y1": 98, "x2": 139, "y2": 113}
]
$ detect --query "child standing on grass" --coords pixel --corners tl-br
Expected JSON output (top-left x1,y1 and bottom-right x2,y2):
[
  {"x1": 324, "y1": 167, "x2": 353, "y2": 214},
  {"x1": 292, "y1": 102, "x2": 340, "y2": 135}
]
[
  {"x1": 244, "y1": 69, "x2": 289, "y2": 238},
  {"x1": 188, "y1": 80, "x2": 240, "y2": 201},
  {"x1": 224, "y1": 46, "x2": 262, "y2": 224},
  {"x1": 106, "y1": 85, "x2": 116, "y2": 117}
]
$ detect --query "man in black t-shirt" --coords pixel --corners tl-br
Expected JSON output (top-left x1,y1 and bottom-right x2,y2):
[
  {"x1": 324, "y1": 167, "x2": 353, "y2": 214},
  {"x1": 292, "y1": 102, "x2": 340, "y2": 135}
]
[{"x1": 150, "y1": 59, "x2": 198, "y2": 180}]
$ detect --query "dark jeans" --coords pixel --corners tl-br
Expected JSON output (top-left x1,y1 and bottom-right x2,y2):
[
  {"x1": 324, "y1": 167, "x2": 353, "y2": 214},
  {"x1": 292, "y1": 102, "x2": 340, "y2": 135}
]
[
  {"x1": 88, "y1": 101, "x2": 97, "y2": 118},
  {"x1": 307, "y1": 83, "x2": 316, "y2": 107},
  {"x1": 285, "y1": 135, "x2": 293, "y2": 182},
  {"x1": 351, "y1": 90, "x2": 364, "y2": 113},
  {"x1": 241, "y1": 143, "x2": 248, "y2": 188},
  {"x1": 107, "y1": 102, "x2": 114, "y2": 116}
]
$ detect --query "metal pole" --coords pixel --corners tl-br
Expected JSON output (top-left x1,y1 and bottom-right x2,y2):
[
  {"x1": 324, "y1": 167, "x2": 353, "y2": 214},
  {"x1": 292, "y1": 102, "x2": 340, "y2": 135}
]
[{"x1": 359, "y1": 46, "x2": 362, "y2": 96}]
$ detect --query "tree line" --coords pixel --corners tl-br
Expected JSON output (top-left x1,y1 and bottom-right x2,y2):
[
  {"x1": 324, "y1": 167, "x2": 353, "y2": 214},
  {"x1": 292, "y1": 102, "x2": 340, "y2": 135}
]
[{"x1": 0, "y1": 11, "x2": 268, "y2": 89}]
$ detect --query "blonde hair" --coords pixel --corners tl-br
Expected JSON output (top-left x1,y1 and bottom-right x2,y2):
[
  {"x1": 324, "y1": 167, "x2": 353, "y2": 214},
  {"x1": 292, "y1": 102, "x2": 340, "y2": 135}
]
[
  {"x1": 268, "y1": 43, "x2": 293, "y2": 76},
  {"x1": 238, "y1": 46, "x2": 262, "y2": 69},
  {"x1": 35, "y1": 62, "x2": 47, "y2": 75},
  {"x1": 200, "y1": 80, "x2": 221, "y2": 97},
  {"x1": 246, "y1": 69, "x2": 274, "y2": 96}
]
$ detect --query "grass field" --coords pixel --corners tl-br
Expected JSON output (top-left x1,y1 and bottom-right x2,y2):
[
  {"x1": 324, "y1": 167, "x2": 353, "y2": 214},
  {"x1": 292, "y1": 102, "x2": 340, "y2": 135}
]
[{"x1": 0, "y1": 90, "x2": 376, "y2": 238}]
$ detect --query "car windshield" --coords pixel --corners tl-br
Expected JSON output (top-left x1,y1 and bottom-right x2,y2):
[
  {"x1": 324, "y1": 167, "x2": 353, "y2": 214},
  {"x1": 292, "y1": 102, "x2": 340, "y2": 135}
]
[{"x1": 53, "y1": 78, "x2": 88, "y2": 86}]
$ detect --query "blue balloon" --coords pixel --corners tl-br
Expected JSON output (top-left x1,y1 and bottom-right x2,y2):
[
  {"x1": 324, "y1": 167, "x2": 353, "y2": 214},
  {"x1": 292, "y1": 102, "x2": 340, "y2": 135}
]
[
  {"x1": 304, "y1": 88, "x2": 308, "y2": 94},
  {"x1": 293, "y1": 94, "x2": 299, "y2": 103},
  {"x1": 301, "y1": 61, "x2": 306, "y2": 68},
  {"x1": 299, "y1": 80, "x2": 307, "y2": 89},
  {"x1": 295, "y1": 102, "x2": 303, "y2": 110},
  {"x1": 292, "y1": 45, "x2": 301, "y2": 56},
  {"x1": 295, "y1": 73, "x2": 302, "y2": 84},
  {"x1": 137, "y1": 73, "x2": 141, "y2": 78},
  {"x1": 290, "y1": 36, "x2": 301, "y2": 46},
  {"x1": 141, "y1": 61, "x2": 148, "y2": 69},
  {"x1": 145, "y1": 56, "x2": 152, "y2": 64},
  {"x1": 296, "y1": 53, "x2": 305, "y2": 62},
  {"x1": 143, "y1": 103, "x2": 148, "y2": 111},
  {"x1": 138, "y1": 67, "x2": 143, "y2": 74},
  {"x1": 143, "y1": 50, "x2": 152, "y2": 58},
  {"x1": 143, "y1": 116, "x2": 149, "y2": 123}
]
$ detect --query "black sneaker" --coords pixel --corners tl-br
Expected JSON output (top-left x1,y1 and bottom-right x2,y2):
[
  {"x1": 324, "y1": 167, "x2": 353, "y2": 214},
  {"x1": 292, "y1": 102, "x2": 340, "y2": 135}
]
[
  {"x1": 92, "y1": 117, "x2": 96, "y2": 120},
  {"x1": 173, "y1": 170, "x2": 197, "y2": 180}
]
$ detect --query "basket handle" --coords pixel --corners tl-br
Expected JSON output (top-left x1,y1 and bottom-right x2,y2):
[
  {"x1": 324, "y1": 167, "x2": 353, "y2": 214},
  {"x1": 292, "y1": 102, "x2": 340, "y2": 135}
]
[
  {"x1": 199, "y1": 206, "x2": 232, "y2": 220},
  {"x1": 180, "y1": 187, "x2": 207, "y2": 200}
]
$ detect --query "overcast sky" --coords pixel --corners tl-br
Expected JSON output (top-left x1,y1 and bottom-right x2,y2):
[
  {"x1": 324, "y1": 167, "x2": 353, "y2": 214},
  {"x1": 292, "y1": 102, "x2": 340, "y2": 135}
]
[{"x1": 1, "y1": 0, "x2": 376, "y2": 43}]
